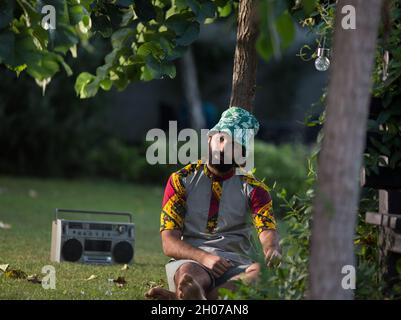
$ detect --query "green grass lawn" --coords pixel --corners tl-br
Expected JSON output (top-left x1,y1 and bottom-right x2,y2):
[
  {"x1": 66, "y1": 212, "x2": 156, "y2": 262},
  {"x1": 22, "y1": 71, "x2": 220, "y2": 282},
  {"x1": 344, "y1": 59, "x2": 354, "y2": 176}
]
[{"x1": 0, "y1": 176, "x2": 167, "y2": 299}]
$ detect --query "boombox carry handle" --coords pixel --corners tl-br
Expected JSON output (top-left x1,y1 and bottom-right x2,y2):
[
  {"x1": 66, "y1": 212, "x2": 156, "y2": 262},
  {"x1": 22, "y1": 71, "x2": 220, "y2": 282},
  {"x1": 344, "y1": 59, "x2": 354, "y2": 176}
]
[{"x1": 55, "y1": 208, "x2": 133, "y2": 223}]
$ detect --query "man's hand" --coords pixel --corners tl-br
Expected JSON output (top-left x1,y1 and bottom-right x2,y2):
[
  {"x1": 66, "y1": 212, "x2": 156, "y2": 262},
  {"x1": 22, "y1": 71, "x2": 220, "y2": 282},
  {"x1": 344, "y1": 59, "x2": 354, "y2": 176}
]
[
  {"x1": 259, "y1": 230, "x2": 282, "y2": 268},
  {"x1": 263, "y1": 245, "x2": 282, "y2": 268},
  {"x1": 199, "y1": 253, "x2": 233, "y2": 278},
  {"x1": 161, "y1": 230, "x2": 233, "y2": 277}
]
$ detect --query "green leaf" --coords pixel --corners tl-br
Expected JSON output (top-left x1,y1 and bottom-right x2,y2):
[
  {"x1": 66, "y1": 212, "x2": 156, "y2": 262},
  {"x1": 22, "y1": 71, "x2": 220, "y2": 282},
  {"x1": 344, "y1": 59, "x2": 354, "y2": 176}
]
[
  {"x1": 17, "y1": 0, "x2": 41, "y2": 25},
  {"x1": 75, "y1": 72, "x2": 98, "y2": 98},
  {"x1": 217, "y1": 2, "x2": 232, "y2": 18},
  {"x1": 69, "y1": 5, "x2": 90, "y2": 25},
  {"x1": 302, "y1": 0, "x2": 317, "y2": 15},
  {"x1": 104, "y1": 3, "x2": 124, "y2": 29},
  {"x1": 165, "y1": 14, "x2": 200, "y2": 46},
  {"x1": 10, "y1": 33, "x2": 60, "y2": 80},
  {"x1": 26, "y1": 52, "x2": 60, "y2": 81},
  {"x1": 158, "y1": 37, "x2": 187, "y2": 60},
  {"x1": 124, "y1": 64, "x2": 141, "y2": 81},
  {"x1": 257, "y1": 6, "x2": 295, "y2": 62},
  {"x1": 214, "y1": 0, "x2": 230, "y2": 7},
  {"x1": 145, "y1": 55, "x2": 176, "y2": 79},
  {"x1": 256, "y1": 33, "x2": 273, "y2": 61},
  {"x1": 111, "y1": 28, "x2": 135, "y2": 49},
  {"x1": 134, "y1": 0, "x2": 157, "y2": 22},
  {"x1": 186, "y1": 0, "x2": 216, "y2": 22},
  {"x1": 110, "y1": 69, "x2": 128, "y2": 90},
  {"x1": 116, "y1": 0, "x2": 135, "y2": 8},
  {"x1": 137, "y1": 41, "x2": 164, "y2": 59},
  {"x1": 165, "y1": 13, "x2": 194, "y2": 36},
  {"x1": 276, "y1": 10, "x2": 295, "y2": 49},
  {"x1": 96, "y1": 65, "x2": 110, "y2": 78},
  {"x1": 376, "y1": 111, "x2": 391, "y2": 124},
  {"x1": 100, "y1": 78, "x2": 113, "y2": 91},
  {"x1": 40, "y1": 0, "x2": 71, "y2": 25},
  {"x1": 51, "y1": 24, "x2": 79, "y2": 54},
  {"x1": 176, "y1": 22, "x2": 200, "y2": 46},
  {"x1": 92, "y1": 14, "x2": 113, "y2": 38},
  {"x1": 58, "y1": 58, "x2": 73, "y2": 76},
  {"x1": 167, "y1": 45, "x2": 187, "y2": 60},
  {"x1": 370, "y1": 136, "x2": 391, "y2": 156}
]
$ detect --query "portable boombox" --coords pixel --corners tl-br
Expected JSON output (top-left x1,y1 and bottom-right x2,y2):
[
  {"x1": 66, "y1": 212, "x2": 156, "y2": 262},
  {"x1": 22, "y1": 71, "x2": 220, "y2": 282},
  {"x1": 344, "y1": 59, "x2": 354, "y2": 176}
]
[{"x1": 50, "y1": 209, "x2": 135, "y2": 265}]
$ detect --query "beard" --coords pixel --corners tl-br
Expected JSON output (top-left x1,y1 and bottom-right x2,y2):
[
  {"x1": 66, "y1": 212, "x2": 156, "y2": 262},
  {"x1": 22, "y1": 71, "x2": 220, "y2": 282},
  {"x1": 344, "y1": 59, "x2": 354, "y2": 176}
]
[{"x1": 208, "y1": 144, "x2": 236, "y2": 174}]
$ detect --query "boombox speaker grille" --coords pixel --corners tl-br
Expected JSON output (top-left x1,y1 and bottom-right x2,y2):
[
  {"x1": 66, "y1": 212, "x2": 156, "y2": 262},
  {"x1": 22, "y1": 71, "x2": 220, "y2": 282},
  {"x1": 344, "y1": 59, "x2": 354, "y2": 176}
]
[
  {"x1": 113, "y1": 241, "x2": 134, "y2": 263},
  {"x1": 62, "y1": 238, "x2": 83, "y2": 262}
]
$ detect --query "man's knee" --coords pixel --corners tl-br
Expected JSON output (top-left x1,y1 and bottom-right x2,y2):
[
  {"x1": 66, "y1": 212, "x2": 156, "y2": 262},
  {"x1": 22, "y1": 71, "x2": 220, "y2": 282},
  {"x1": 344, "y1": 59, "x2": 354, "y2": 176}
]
[
  {"x1": 246, "y1": 262, "x2": 261, "y2": 275},
  {"x1": 175, "y1": 263, "x2": 201, "y2": 283},
  {"x1": 244, "y1": 263, "x2": 261, "y2": 283},
  {"x1": 174, "y1": 262, "x2": 211, "y2": 288},
  {"x1": 176, "y1": 263, "x2": 200, "y2": 277}
]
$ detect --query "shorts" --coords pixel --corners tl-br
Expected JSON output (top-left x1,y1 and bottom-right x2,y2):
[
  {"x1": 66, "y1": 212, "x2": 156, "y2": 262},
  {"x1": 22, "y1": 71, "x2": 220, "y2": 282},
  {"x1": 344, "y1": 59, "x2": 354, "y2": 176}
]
[{"x1": 165, "y1": 259, "x2": 251, "y2": 292}]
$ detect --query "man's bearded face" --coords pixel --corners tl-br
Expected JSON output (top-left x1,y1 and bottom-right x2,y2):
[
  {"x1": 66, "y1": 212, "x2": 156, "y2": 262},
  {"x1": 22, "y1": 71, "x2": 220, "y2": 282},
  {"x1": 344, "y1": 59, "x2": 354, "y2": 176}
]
[{"x1": 208, "y1": 132, "x2": 244, "y2": 173}]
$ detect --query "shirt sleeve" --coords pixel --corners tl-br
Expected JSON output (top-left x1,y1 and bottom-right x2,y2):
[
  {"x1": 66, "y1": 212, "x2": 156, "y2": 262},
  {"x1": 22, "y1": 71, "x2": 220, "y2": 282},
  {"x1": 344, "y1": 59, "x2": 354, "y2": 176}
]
[
  {"x1": 160, "y1": 172, "x2": 187, "y2": 232},
  {"x1": 247, "y1": 178, "x2": 277, "y2": 235}
]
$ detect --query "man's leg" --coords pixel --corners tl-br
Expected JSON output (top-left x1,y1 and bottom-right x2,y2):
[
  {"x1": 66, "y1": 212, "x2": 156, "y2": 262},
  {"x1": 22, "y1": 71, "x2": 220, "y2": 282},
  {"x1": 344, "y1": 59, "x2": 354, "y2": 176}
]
[
  {"x1": 174, "y1": 262, "x2": 212, "y2": 300},
  {"x1": 206, "y1": 263, "x2": 261, "y2": 300},
  {"x1": 145, "y1": 260, "x2": 212, "y2": 300},
  {"x1": 145, "y1": 286, "x2": 176, "y2": 300}
]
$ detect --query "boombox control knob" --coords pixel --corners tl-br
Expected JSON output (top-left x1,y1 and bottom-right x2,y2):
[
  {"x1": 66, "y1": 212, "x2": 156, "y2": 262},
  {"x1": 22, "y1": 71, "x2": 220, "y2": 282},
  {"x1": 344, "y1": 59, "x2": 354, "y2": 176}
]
[{"x1": 117, "y1": 225, "x2": 125, "y2": 234}]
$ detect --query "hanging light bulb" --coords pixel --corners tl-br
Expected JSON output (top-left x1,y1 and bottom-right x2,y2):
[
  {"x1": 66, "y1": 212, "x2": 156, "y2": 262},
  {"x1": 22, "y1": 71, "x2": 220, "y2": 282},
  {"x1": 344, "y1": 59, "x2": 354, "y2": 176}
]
[{"x1": 315, "y1": 46, "x2": 330, "y2": 72}]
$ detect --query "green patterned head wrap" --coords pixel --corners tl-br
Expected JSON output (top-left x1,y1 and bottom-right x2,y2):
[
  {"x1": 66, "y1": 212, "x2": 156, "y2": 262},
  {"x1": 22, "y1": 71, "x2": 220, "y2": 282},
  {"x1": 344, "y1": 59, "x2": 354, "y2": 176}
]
[{"x1": 208, "y1": 106, "x2": 260, "y2": 149}]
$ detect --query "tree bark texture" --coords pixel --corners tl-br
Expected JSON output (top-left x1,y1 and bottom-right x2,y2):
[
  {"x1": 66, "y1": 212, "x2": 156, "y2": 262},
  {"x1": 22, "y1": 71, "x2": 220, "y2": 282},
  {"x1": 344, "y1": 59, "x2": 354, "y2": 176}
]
[{"x1": 229, "y1": 0, "x2": 259, "y2": 112}]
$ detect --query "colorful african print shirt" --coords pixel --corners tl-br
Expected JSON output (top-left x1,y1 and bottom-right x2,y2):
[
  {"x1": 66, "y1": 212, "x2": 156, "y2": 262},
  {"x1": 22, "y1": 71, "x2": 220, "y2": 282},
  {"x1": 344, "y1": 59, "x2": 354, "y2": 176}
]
[{"x1": 160, "y1": 160, "x2": 277, "y2": 265}]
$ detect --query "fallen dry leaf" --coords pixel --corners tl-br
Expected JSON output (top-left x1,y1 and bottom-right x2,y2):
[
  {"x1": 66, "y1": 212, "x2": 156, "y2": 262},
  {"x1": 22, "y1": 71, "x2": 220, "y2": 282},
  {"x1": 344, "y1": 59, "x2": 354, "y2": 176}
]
[
  {"x1": 147, "y1": 281, "x2": 157, "y2": 288},
  {"x1": 113, "y1": 276, "x2": 127, "y2": 288},
  {"x1": 28, "y1": 189, "x2": 38, "y2": 198},
  {"x1": 0, "y1": 264, "x2": 9, "y2": 272},
  {"x1": 146, "y1": 279, "x2": 165, "y2": 289},
  {"x1": 27, "y1": 274, "x2": 42, "y2": 284},
  {"x1": 85, "y1": 274, "x2": 98, "y2": 281},
  {"x1": 0, "y1": 221, "x2": 11, "y2": 230},
  {"x1": 5, "y1": 269, "x2": 27, "y2": 279},
  {"x1": 121, "y1": 264, "x2": 129, "y2": 271}
]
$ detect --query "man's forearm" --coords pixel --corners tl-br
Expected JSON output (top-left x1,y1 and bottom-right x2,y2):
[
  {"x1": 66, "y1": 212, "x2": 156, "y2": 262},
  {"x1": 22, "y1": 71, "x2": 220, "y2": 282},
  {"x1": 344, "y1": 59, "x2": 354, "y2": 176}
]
[
  {"x1": 259, "y1": 229, "x2": 280, "y2": 254},
  {"x1": 162, "y1": 233, "x2": 208, "y2": 263}
]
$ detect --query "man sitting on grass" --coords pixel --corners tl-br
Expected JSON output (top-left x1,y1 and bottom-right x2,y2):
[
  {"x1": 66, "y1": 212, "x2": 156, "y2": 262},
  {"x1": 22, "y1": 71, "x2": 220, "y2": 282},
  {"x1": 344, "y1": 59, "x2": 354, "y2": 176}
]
[{"x1": 146, "y1": 107, "x2": 281, "y2": 300}]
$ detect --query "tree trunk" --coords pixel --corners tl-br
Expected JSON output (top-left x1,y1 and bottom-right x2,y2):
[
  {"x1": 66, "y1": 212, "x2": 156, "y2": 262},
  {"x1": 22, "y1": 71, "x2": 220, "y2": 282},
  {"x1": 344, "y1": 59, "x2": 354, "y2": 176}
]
[
  {"x1": 229, "y1": 0, "x2": 259, "y2": 112},
  {"x1": 181, "y1": 47, "x2": 206, "y2": 130},
  {"x1": 309, "y1": 0, "x2": 383, "y2": 299}
]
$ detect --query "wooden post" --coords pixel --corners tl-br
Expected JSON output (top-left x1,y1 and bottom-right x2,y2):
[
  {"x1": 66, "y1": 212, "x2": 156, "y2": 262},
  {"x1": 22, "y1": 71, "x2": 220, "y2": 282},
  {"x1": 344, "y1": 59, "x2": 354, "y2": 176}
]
[{"x1": 378, "y1": 189, "x2": 401, "y2": 291}]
